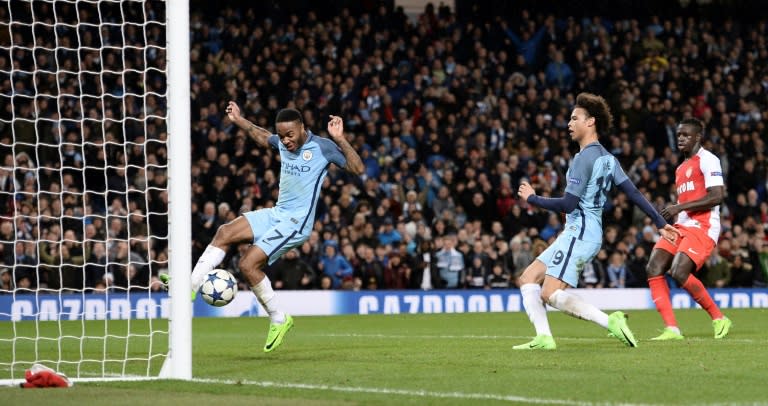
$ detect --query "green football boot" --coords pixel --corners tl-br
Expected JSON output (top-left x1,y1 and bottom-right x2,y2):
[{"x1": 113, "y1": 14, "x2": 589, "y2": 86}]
[
  {"x1": 650, "y1": 328, "x2": 684, "y2": 341},
  {"x1": 264, "y1": 315, "x2": 294, "y2": 353},
  {"x1": 512, "y1": 334, "x2": 557, "y2": 350},
  {"x1": 713, "y1": 317, "x2": 732, "y2": 339},
  {"x1": 158, "y1": 274, "x2": 198, "y2": 301},
  {"x1": 607, "y1": 311, "x2": 638, "y2": 347},
  {"x1": 159, "y1": 274, "x2": 170, "y2": 290}
]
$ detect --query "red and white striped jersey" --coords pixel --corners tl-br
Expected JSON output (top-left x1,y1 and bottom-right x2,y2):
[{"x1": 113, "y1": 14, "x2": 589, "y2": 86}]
[{"x1": 674, "y1": 148, "x2": 724, "y2": 243}]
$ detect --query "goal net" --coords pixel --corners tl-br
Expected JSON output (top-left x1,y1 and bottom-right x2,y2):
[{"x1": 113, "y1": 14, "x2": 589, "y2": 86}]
[{"x1": 0, "y1": 0, "x2": 191, "y2": 384}]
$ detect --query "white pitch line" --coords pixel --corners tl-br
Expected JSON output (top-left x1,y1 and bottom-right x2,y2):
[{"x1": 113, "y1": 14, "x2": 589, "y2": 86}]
[
  {"x1": 191, "y1": 378, "x2": 764, "y2": 406},
  {"x1": 192, "y1": 377, "x2": 650, "y2": 406},
  {"x1": 310, "y1": 333, "x2": 761, "y2": 343},
  {"x1": 1, "y1": 373, "x2": 759, "y2": 405}
]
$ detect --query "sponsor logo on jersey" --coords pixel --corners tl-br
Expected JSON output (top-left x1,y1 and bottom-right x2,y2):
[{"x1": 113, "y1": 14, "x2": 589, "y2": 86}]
[
  {"x1": 677, "y1": 180, "x2": 695, "y2": 194},
  {"x1": 281, "y1": 162, "x2": 311, "y2": 175},
  {"x1": 302, "y1": 150, "x2": 313, "y2": 161},
  {"x1": 568, "y1": 177, "x2": 581, "y2": 185},
  {"x1": 711, "y1": 171, "x2": 722, "y2": 176}
]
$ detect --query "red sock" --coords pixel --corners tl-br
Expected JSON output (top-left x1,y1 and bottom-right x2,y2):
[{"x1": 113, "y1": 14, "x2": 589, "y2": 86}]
[
  {"x1": 682, "y1": 274, "x2": 723, "y2": 320},
  {"x1": 648, "y1": 276, "x2": 678, "y2": 328}
]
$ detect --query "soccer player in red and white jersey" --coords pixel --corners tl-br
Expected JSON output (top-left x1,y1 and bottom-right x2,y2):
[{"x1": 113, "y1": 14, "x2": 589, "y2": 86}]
[{"x1": 645, "y1": 118, "x2": 731, "y2": 340}]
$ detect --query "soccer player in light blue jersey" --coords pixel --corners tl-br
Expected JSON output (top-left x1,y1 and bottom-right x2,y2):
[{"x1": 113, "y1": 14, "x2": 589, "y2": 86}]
[
  {"x1": 512, "y1": 93, "x2": 680, "y2": 350},
  {"x1": 189, "y1": 101, "x2": 364, "y2": 352}
]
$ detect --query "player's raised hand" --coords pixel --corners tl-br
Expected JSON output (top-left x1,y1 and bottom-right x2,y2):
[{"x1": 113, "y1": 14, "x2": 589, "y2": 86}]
[
  {"x1": 327, "y1": 115, "x2": 344, "y2": 142},
  {"x1": 517, "y1": 181, "x2": 536, "y2": 202},
  {"x1": 225, "y1": 101, "x2": 242, "y2": 122}
]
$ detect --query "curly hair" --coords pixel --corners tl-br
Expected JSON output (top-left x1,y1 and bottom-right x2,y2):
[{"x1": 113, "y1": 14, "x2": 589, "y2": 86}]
[{"x1": 575, "y1": 93, "x2": 613, "y2": 135}]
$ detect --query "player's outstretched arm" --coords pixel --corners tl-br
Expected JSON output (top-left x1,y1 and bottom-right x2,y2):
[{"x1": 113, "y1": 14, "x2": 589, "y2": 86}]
[
  {"x1": 225, "y1": 101, "x2": 271, "y2": 148},
  {"x1": 518, "y1": 181, "x2": 579, "y2": 213},
  {"x1": 327, "y1": 115, "x2": 365, "y2": 175}
]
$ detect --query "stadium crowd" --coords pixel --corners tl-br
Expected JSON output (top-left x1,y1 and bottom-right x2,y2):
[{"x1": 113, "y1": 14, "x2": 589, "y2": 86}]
[{"x1": 0, "y1": 1, "x2": 767, "y2": 294}]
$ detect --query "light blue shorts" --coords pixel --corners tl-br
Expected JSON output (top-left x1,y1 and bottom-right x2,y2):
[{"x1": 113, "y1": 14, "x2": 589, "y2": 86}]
[
  {"x1": 537, "y1": 234, "x2": 601, "y2": 287},
  {"x1": 243, "y1": 208, "x2": 309, "y2": 265}
]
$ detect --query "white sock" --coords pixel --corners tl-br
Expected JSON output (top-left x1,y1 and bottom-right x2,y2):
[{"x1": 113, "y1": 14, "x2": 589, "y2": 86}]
[
  {"x1": 251, "y1": 276, "x2": 285, "y2": 324},
  {"x1": 548, "y1": 289, "x2": 609, "y2": 328},
  {"x1": 520, "y1": 283, "x2": 552, "y2": 336},
  {"x1": 191, "y1": 245, "x2": 226, "y2": 290}
]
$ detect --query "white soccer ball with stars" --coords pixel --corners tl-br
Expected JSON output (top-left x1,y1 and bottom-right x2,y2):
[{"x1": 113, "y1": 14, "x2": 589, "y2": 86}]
[{"x1": 200, "y1": 269, "x2": 238, "y2": 307}]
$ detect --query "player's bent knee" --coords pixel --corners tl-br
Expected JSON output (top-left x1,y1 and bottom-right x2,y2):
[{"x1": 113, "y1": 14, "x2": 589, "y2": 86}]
[
  {"x1": 238, "y1": 247, "x2": 267, "y2": 277},
  {"x1": 668, "y1": 268, "x2": 690, "y2": 284},
  {"x1": 645, "y1": 261, "x2": 666, "y2": 277},
  {"x1": 211, "y1": 226, "x2": 230, "y2": 245},
  {"x1": 238, "y1": 256, "x2": 257, "y2": 274}
]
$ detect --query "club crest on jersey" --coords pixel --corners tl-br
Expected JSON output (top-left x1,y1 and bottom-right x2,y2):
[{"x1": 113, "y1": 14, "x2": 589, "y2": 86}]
[
  {"x1": 302, "y1": 150, "x2": 313, "y2": 161},
  {"x1": 685, "y1": 167, "x2": 693, "y2": 178}
]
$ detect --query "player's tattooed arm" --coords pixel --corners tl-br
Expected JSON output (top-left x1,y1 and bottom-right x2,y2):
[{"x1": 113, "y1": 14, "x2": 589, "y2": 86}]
[
  {"x1": 327, "y1": 115, "x2": 365, "y2": 175},
  {"x1": 226, "y1": 101, "x2": 271, "y2": 148}
]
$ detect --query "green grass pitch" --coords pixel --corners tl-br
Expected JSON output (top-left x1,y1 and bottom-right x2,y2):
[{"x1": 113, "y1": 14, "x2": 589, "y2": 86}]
[{"x1": 2, "y1": 308, "x2": 767, "y2": 405}]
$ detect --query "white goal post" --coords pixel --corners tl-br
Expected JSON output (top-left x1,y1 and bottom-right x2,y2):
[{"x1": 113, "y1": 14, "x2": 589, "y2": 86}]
[{"x1": 0, "y1": 0, "x2": 191, "y2": 384}]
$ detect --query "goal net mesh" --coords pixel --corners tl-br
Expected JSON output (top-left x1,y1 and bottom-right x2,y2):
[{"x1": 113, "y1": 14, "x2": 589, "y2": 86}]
[{"x1": 0, "y1": 0, "x2": 170, "y2": 382}]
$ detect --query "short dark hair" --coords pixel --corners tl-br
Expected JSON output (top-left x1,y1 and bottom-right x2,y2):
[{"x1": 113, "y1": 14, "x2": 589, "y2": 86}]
[
  {"x1": 679, "y1": 117, "x2": 705, "y2": 136},
  {"x1": 275, "y1": 108, "x2": 303, "y2": 126},
  {"x1": 575, "y1": 93, "x2": 613, "y2": 135}
]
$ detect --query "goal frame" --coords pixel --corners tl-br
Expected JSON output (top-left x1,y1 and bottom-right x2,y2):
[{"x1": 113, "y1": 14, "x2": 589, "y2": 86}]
[
  {"x1": 162, "y1": 0, "x2": 192, "y2": 381},
  {"x1": 0, "y1": 0, "x2": 191, "y2": 385}
]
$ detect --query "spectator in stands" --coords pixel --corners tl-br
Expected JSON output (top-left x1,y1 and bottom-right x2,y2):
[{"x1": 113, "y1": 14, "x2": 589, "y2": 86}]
[
  {"x1": 383, "y1": 251, "x2": 411, "y2": 289},
  {"x1": 578, "y1": 251, "x2": 608, "y2": 289},
  {"x1": 0, "y1": 268, "x2": 13, "y2": 293},
  {"x1": 318, "y1": 241, "x2": 354, "y2": 289},
  {"x1": 701, "y1": 250, "x2": 731, "y2": 288},
  {"x1": 487, "y1": 263, "x2": 512, "y2": 289},
  {"x1": 410, "y1": 239, "x2": 439, "y2": 290},
  {"x1": 435, "y1": 234, "x2": 465, "y2": 289},
  {"x1": 465, "y1": 255, "x2": 490, "y2": 289},
  {"x1": 357, "y1": 244, "x2": 385, "y2": 290},
  {"x1": 626, "y1": 245, "x2": 651, "y2": 288},
  {"x1": 377, "y1": 218, "x2": 402, "y2": 246},
  {"x1": 272, "y1": 248, "x2": 315, "y2": 290},
  {"x1": 545, "y1": 50, "x2": 574, "y2": 91},
  {"x1": 606, "y1": 251, "x2": 628, "y2": 288},
  {"x1": 85, "y1": 242, "x2": 108, "y2": 290},
  {"x1": 728, "y1": 251, "x2": 755, "y2": 287},
  {"x1": 0, "y1": 221, "x2": 14, "y2": 265}
]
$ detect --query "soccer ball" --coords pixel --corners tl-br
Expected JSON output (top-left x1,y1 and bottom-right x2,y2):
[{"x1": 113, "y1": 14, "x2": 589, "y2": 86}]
[{"x1": 200, "y1": 269, "x2": 238, "y2": 307}]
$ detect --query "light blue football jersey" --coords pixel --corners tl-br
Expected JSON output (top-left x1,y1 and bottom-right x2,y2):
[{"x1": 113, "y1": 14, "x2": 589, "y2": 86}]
[
  {"x1": 267, "y1": 131, "x2": 347, "y2": 234},
  {"x1": 561, "y1": 142, "x2": 629, "y2": 243}
]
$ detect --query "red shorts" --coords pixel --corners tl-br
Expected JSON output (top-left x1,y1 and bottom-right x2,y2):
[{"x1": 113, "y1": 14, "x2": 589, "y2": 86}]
[{"x1": 652, "y1": 224, "x2": 715, "y2": 271}]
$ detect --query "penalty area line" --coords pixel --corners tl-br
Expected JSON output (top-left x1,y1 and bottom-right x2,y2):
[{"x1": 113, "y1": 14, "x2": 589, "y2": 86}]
[{"x1": 192, "y1": 377, "x2": 652, "y2": 406}]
